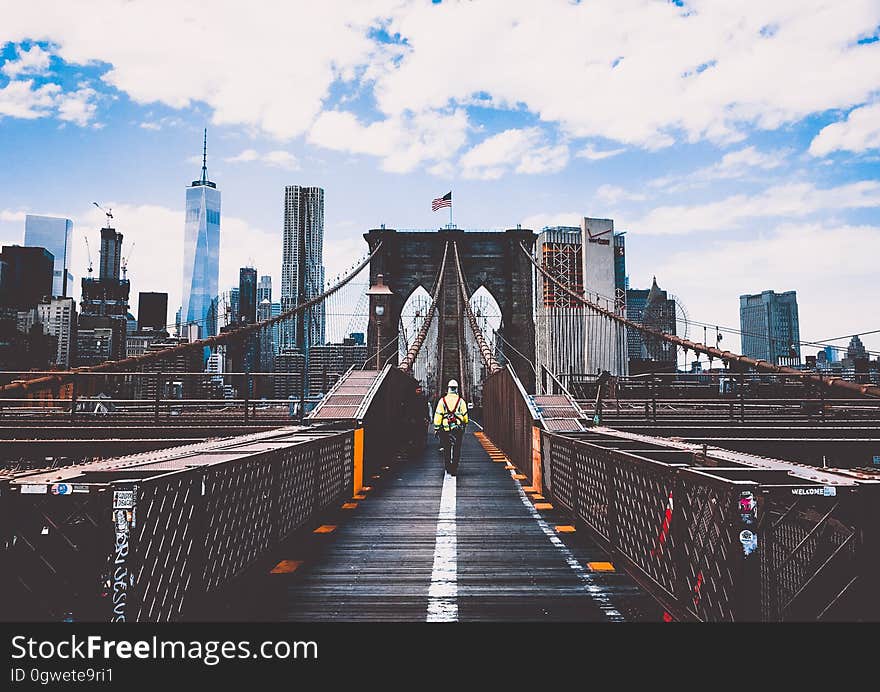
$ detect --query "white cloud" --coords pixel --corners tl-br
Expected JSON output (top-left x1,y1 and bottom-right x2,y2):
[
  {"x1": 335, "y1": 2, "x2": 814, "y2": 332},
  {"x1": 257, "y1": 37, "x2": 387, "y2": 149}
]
[
  {"x1": 139, "y1": 115, "x2": 183, "y2": 131},
  {"x1": 0, "y1": 78, "x2": 98, "y2": 125},
  {"x1": 2, "y1": 2, "x2": 876, "y2": 169},
  {"x1": 810, "y1": 102, "x2": 880, "y2": 156},
  {"x1": 262, "y1": 150, "x2": 298, "y2": 169},
  {"x1": 225, "y1": 149, "x2": 260, "y2": 163},
  {"x1": 375, "y1": 1, "x2": 880, "y2": 150},
  {"x1": 1, "y1": 44, "x2": 51, "y2": 78},
  {"x1": 1, "y1": 2, "x2": 401, "y2": 139},
  {"x1": 630, "y1": 180, "x2": 880, "y2": 234},
  {"x1": 309, "y1": 109, "x2": 469, "y2": 173},
  {"x1": 458, "y1": 128, "x2": 568, "y2": 180},
  {"x1": 225, "y1": 149, "x2": 299, "y2": 170},
  {"x1": 642, "y1": 223, "x2": 880, "y2": 353},
  {"x1": 0, "y1": 79, "x2": 59, "y2": 119},
  {"x1": 0, "y1": 209, "x2": 27, "y2": 223},
  {"x1": 576, "y1": 144, "x2": 625, "y2": 161},
  {"x1": 596, "y1": 184, "x2": 646, "y2": 204},
  {"x1": 650, "y1": 145, "x2": 789, "y2": 192},
  {"x1": 56, "y1": 86, "x2": 98, "y2": 126}
]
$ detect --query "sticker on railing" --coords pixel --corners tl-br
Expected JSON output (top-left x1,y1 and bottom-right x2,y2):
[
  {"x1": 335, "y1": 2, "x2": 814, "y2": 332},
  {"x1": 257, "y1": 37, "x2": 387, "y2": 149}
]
[
  {"x1": 50, "y1": 483, "x2": 71, "y2": 496},
  {"x1": 21, "y1": 484, "x2": 47, "y2": 494},
  {"x1": 790, "y1": 487, "x2": 837, "y2": 496},
  {"x1": 739, "y1": 530, "x2": 758, "y2": 556},
  {"x1": 113, "y1": 490, "x2": 135, "y2": 509},
  {"x1": 738, "y1": 491, "x2": 757, "y2": 526}
]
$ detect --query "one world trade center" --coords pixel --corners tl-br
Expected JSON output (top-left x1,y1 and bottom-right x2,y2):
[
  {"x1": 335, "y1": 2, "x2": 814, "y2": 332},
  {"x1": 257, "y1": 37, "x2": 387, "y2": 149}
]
[{"x1": 180, "y1": 129, "x2": 221, "y2": 338}]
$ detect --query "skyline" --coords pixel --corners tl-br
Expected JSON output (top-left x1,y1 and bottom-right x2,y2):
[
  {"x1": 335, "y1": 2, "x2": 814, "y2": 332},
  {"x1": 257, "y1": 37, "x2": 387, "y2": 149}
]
[{"x1": 1, "y1": 1, "x2": 879, "y2": 353}]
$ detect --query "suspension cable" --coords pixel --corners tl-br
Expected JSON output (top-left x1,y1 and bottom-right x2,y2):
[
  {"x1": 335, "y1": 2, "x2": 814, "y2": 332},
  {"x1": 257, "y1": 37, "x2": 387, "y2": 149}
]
[
  {"x1": 399, "y1": 241, "x2": 449, "y2": 373},
  {"x1": 452, "y1": 241, "x2": 501, "y2": 375},
  {"x1": 1, "y1": 242, "x2": 383, "y2": 396},
  {"x1": 521, "y1": 241, "x2": 880, "y2": 399}
]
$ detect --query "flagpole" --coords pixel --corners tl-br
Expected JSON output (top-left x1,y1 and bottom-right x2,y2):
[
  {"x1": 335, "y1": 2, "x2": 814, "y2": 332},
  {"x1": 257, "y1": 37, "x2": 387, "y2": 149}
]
[{"x1": 449, "y1": 191, "x2": 453, "y2": 228}]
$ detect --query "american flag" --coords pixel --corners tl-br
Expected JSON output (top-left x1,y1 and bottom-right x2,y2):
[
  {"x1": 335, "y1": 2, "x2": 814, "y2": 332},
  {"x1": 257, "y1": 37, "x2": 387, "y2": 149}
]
[{"x1": 432, "y1": 191, "x2": 452, "y2": 212}]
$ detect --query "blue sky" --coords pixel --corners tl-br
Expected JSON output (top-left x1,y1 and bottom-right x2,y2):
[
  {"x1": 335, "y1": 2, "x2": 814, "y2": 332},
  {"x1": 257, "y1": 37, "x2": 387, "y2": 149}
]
[{"x1": 1, "y1": 0, "x2": 879, "y2": 355}]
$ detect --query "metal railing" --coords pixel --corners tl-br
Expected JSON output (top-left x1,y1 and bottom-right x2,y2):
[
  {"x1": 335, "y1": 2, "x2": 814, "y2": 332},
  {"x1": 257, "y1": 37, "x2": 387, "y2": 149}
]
[
  {"x1": 539, "y1": 430, "x2": 879, "y2": 621},
  {"x1": 1, "y1": 427, "x2": 356, "y2": 622},
  {"x1": 481, "y1": 364, "x2": 539, "y2": 483},
  {"x1": 479, "y1": 362, "x2": 880, "y2": 620}
]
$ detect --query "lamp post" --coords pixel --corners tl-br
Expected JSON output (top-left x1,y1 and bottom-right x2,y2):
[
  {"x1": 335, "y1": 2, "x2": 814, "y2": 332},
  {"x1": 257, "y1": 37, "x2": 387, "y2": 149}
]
[
  {"x1": 366, "y1": 274, "x2": 395, "y2": 371},
  {"x1": 375, "y1": 303, "x2": 384, "y2": 370}
]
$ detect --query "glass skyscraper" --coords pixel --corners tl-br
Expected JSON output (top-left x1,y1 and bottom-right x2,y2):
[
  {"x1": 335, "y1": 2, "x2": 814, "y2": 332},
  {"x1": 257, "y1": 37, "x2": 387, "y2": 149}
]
[
  {"x1": 24, "y1": 215, "x2": 73, "y2": 297},
  {"x1": 181, "y1": 129, "x2": 221, "y2": 338},
  {"x1": 739, "y1": 290, "x2": 800, "y2": 365}
]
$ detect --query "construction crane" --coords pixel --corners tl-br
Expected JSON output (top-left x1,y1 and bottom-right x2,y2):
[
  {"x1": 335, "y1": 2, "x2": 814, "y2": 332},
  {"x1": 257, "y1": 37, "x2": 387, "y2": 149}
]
[
  {"x1": 121, "y1": 241, "x2": 135, "y2": 280},
  {"x1": 84, "y1": 236, "x2": 93, "y2": 275},
  {"x1": 92, "y1": 201, "x2": 113, "y2": 226}
]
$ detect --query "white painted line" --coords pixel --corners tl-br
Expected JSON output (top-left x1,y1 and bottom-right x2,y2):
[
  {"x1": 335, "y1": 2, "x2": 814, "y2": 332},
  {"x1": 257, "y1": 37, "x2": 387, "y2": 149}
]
[
  {"x1": 509, "y1": 469, "x2": 624, "y2": 622},
  {"x1": 427, "y1": 471, "x2": 457, "y2": 622},
  {"x1": 471, "y1": 420, "x2": 484, "y2": 431}
]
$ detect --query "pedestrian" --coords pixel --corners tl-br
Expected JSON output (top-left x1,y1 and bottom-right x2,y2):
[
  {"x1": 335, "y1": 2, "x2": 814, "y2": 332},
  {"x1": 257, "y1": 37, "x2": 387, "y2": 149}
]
[{"x1": 433, "y1": 379, "x2": 468, "y2": 476}]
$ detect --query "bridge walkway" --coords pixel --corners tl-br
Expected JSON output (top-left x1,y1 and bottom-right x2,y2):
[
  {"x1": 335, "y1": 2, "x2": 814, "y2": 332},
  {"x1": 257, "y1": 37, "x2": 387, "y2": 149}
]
[{"x1": 273, "y1": 429, "x2": 659, "y2": 622}]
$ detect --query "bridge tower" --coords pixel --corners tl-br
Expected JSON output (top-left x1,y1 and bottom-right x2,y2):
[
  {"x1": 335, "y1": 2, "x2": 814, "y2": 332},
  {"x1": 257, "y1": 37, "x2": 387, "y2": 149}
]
[{"x1": 364, "y1": 227, "x2": 537, "y2": 396}]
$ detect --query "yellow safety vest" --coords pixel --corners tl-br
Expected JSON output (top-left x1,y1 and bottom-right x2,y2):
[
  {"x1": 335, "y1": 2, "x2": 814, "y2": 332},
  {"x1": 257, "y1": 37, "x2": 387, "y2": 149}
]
[{"x1": 433, "y1": 394, "x2": 468, "y2": 431}]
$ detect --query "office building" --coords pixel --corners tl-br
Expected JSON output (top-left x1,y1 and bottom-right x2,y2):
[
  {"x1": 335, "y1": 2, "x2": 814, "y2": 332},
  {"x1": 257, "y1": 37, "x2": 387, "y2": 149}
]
[
  {"x1": 238, "y1": 267, "x2": 257, "y2": 325},
  {"x1": 822, "y1": 345, "x2": 839, "y2": 363},
  {"x1": 258, "y1": 299, "x2": 274, "y2": 371},
  {"x1": 273, "y1": 348, "x2": 305, "y2": 399},
  {"x1": 281, "y1": 185, "x2": 325, "y2": 351},
  {"x1": 739, "y1": 290, "x2": 800, "y2": 366},
  {"x1": 180, "y1": 129, "x2": 221, "y2": 339},
  {"x1": 138, "y1": 292, "x2": 168, "y2": 332},
  {"x1": 307, "y1": 337, "x2": 368, "y2": 395},
  {"x1": 76, "y1": 327, "x2": 114, "y2": 366},
  {"x1": 37, "y1": 297, "x2": 77, "y2": 368},
  {"x1": 126, "y1": 330, "x2": 166, "y2": 358},
  {"x1": 135, "y1": 337, "x2": 205, "y2": 400},
  {"x1": 846, "y1": 335, "x2": 868, "y2": 361},
  {"x1": 534, "y1": 227, "x2": 586, "y2": 380},
  {"x1": 626, "y1": 278, "x2": 677, "y2": 374},
  {"x1": 581, "y1": 217, "x2": 627, "y2": 375},
  {"x1": 257, "y1": 275, "x2": 272, "y2": 304},
  {"x1": 0, "y1": 245, "x2": 54, "y2": 310},
  {"x1": 24, "y1": 215, "x2": 73, "y2": 297}
]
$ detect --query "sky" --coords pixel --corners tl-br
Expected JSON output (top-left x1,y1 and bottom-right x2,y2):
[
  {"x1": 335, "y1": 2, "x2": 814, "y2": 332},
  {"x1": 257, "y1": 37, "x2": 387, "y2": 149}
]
[{"x1": 1, "y1": 0, "x2": 879, "y2": 356}]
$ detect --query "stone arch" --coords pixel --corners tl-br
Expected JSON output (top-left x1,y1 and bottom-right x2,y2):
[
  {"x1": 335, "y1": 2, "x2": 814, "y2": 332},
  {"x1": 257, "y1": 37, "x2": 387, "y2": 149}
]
[
  {"x1": 398, "y1": 284, "x2": 432, "y2": 361},
  {"x1": 468, "y1": 285, "x2": 502, "y2": 354}
]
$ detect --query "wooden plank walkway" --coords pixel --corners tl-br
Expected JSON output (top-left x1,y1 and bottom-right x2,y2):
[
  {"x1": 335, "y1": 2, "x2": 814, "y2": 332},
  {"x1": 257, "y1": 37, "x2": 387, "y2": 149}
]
[{"x1": 278, "y1": 430, "x2": 660, "y2": 622}]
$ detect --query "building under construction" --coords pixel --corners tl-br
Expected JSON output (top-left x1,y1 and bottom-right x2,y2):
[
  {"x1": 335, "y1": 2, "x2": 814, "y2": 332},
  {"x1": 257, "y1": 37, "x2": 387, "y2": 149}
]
[{"x1": 535, "y1": 227, "x2": 586, "y2": 382}]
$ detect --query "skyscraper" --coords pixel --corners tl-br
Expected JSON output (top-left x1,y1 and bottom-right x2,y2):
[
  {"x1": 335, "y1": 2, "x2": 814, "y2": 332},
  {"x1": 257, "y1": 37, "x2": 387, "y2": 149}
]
[
  {"x1": 257, "y1": 275, "x2": 272, "y2": 304},
  {"x1": 238, "y1": 267, "x2": 257, "y2": 325},
  {"x1": 0, "y1": 246, "x2": 54, "y2": 310},
  {"x1": 739, "y1": 290, "x2": 800, "y2": 365},
  {"x1": 581, "y1": 217, "x2": 628, "y2": 375},
  {"x1": 137, "y1": 292, "x2": 168, "y2": 332},
  {"x1": 24, "y1": 215, "x2": 73, "y2": 297},
  {"x1": 281, "y1": 185, "x2": 325, "y2": 350},
  {"x1": 37, "y1": 297, "x2": 76, "y2": 368},
  {"x1": 181, "y1": 129, "x2": 221, "y2": 338},
  {"x1": 626, "y1": 278, "x2": 677, "y2": 374}
]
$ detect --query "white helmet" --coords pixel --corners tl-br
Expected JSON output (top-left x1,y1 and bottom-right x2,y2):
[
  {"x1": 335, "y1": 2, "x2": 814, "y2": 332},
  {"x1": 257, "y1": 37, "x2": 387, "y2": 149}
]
[{"x1": 448, "y1": 379, "x2": 459, "y2": 389}]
